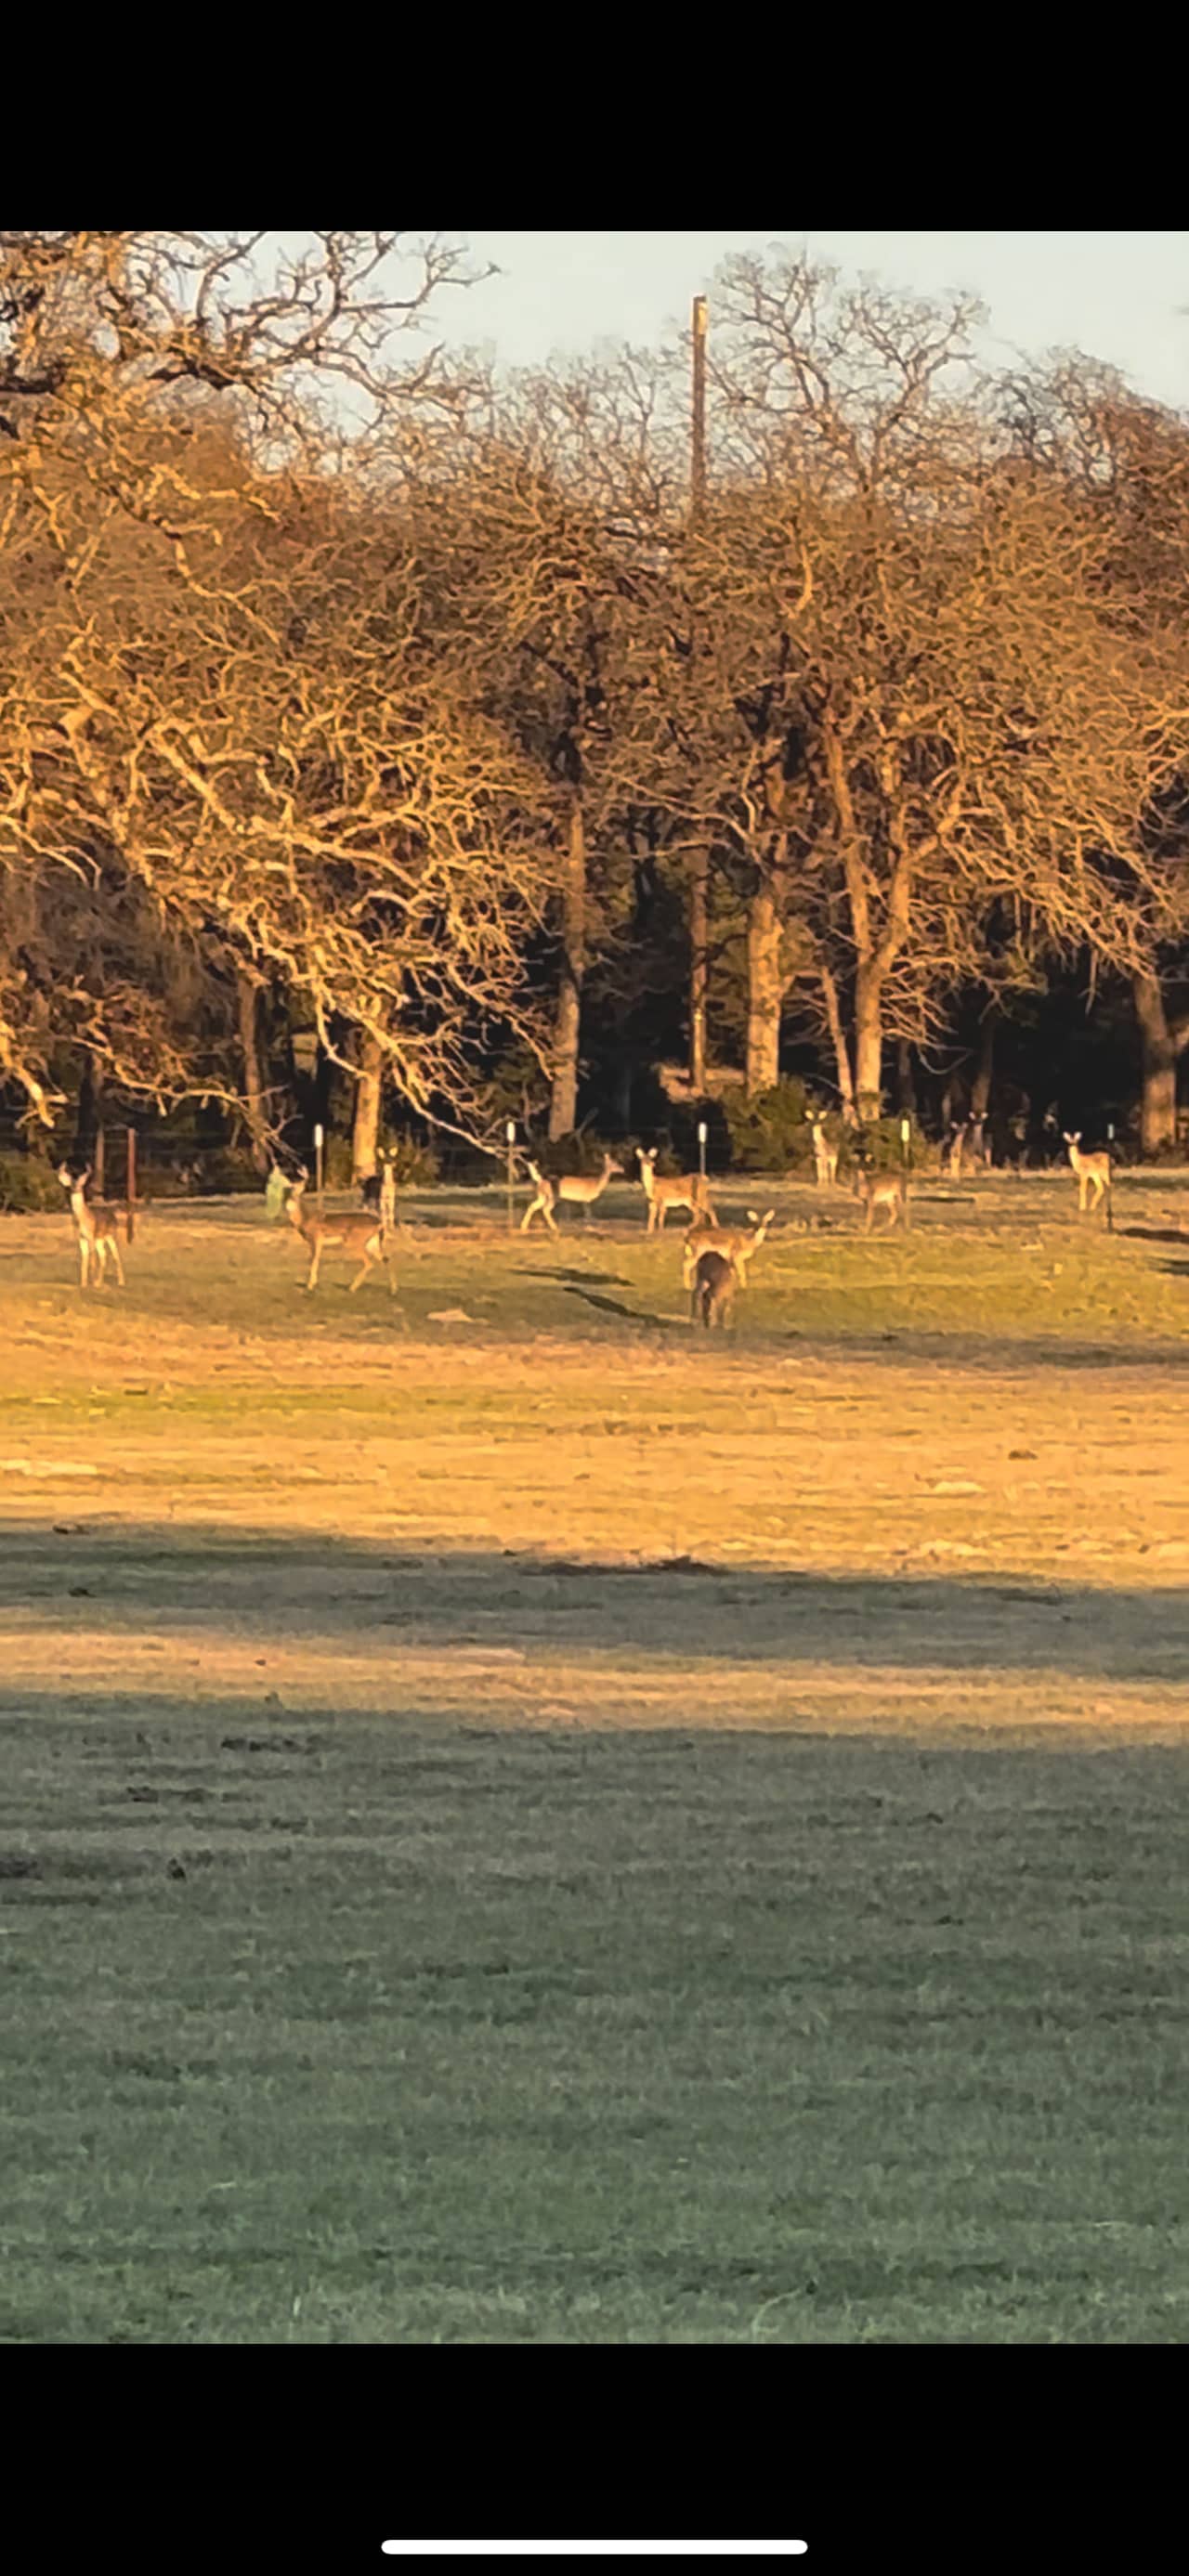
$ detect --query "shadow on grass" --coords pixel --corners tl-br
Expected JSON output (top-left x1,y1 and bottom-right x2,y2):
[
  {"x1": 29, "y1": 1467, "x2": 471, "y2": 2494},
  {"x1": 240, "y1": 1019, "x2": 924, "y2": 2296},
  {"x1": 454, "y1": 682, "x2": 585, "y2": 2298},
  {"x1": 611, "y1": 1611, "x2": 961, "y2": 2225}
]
[
  {"x1": 515, "y1": 1267, "x2": 630, "y2": 1288},
  {"x1": 4, "y1": 1522, "x2": 1188, "y2": 1685},
  {"x1": 562, "y1": 1283, "x2": 686, "y2": 1332},
  {"x1": 775, "y1": 1326, "x2": 1189, "y2": 1371}
]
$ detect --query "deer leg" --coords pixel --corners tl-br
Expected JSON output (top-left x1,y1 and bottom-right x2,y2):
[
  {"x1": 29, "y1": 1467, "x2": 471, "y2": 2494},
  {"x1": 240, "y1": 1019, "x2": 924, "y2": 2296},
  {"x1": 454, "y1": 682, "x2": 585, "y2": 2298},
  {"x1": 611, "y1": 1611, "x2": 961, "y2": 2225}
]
[
  {"x1": 78, "y1": 1238, "x2": 89, "y2": 1289},
  {"x1": 348, "y1": 1252, "x2": 373, "y2": 1292},
  {"x1": 306, "y1": 1247, "x2": 320, "y2": 1291},
  {"x1": 109, "y1": 1234, "x2": 126, "y2": 1286}
]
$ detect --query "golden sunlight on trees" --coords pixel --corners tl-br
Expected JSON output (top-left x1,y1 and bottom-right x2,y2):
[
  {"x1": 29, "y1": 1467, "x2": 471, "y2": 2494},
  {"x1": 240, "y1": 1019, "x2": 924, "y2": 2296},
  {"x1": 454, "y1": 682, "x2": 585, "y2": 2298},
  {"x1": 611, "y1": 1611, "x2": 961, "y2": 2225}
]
[{"x1": 2, "y1": 232, "x2": 1188, "y2": 1164}]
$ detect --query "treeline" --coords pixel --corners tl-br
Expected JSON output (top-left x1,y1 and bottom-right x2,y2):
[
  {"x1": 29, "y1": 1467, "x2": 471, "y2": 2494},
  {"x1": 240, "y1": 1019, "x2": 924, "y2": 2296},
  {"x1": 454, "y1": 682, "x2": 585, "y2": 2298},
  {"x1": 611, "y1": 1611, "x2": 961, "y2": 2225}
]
[{"x1": 1, "y1": 230, "x2": 1187, "y2": 1187}]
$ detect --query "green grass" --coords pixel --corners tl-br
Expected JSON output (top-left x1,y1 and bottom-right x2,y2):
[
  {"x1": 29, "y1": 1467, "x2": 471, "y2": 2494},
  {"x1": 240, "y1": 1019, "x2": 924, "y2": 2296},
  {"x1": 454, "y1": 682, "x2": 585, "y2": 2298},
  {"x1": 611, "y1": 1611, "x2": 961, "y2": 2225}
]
[
  {"x1": 0, "y1": 1172, "x2": 1187, "y2": 2342},
  {"x1": 3, "y1": 1710, "x2": 1184, "y2": 2344}
]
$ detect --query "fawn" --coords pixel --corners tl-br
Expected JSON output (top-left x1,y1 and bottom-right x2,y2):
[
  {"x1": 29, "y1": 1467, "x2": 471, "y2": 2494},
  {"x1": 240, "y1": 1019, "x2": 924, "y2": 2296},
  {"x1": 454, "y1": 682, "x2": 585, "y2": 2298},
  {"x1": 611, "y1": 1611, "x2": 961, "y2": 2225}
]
[
  {"x1": 57, "y1": 1164, "x2": 126, "y2": 1289},
  {"x1": 520, "y1": 1151, "x2": 622, "y2": 1233},
  {"x1": 1064, "y1": 1132, "x2": 1113, "y2": 1226},
  {"x1": 285, "y1": 1171, "x2": 392, "y2": 1292},
  {"x1": 855, "y1": 1168, "x2": 910, "y2": 1232},
  {"x1": 636, "y1": 1146, "x2": 716, "y2": 1235}
]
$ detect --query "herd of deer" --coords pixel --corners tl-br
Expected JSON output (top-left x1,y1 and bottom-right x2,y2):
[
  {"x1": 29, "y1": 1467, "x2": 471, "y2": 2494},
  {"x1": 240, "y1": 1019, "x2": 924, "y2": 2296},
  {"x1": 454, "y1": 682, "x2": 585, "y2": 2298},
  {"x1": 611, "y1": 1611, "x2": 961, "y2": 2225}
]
[{"x1": 51, "y1": 1126, "x2": 1116, "y2": 1316}]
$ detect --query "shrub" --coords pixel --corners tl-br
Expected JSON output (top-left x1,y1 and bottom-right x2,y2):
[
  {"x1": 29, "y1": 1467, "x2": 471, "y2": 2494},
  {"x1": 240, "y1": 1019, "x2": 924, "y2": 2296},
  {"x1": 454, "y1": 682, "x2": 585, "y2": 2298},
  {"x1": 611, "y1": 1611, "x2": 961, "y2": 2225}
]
[
  {"x1": 384, "y1": 1135, "x2": 440, "y2": 1188},
  {"x1": 851, "y1": 1113, "x2": 928, "y2": 1174},
  {"x1": 721, "y1": 1079, "x2": 815, "y2": 1174},
  {"x1": 188, "y1": 1144, "x2": 262, "y2": 1195},
  {"x1": 0, "y1": 1152, "x2": 66, "y2": 1214},
  {"x1": 535, "y1": 1130, "x2": 622, "y2": 1177}
]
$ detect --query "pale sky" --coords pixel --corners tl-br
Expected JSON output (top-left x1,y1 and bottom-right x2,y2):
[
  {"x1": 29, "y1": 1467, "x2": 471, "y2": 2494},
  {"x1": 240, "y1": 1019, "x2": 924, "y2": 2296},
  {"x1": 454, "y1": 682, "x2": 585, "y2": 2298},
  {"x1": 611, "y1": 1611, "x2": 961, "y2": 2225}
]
[{"x1": 426, "y1": 231, "x2": 1189, "y2": 410}]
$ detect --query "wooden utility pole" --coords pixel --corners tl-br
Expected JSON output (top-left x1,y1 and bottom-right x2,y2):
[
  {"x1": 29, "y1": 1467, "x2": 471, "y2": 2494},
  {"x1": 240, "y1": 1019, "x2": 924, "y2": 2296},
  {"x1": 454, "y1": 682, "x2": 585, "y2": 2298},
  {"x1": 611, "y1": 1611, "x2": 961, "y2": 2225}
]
[
  {"x1": 690, "y1": 294, "x2": 708, "y2": 522},
  {"x1": 688, "y1": 293, "x2": 710, "y2": 1095}
]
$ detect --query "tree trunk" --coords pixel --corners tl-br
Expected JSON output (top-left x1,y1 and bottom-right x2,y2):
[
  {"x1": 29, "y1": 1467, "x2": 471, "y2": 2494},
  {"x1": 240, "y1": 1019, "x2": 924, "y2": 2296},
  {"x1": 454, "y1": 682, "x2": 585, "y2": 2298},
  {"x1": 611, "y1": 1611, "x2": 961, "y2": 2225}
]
[
  {"x1": 688, "y1": 846, "x2": 709, "y2": 1095},
  {"x1": 746, "y1": 878, "x2": 783, "y2": 1098},
  {"x1": 549, "y1": 795, "x2": 586, "y2": 1141},
  {"x1": 1133, "y1": 970, "x2": 1183, "y2": 1156},
  {"x1": 820, "y1": 966, "x2": 857, "y2": 1123},
  {"x1": 352, "y1": 1032, "x2": 384, "y2": 1182},
  {"x1": 854, "y1": 965, "x2": 884, "y2": 1114},
  {"x1": 971, "y1": 1008, "x2": 996, "y2": 1122},
  {"x1": 895, "y1": 1037, "x2": 916, "y2": 1117},
  {"x1": 235, "y1": 969, "x2": 270, "y2": 1173}
]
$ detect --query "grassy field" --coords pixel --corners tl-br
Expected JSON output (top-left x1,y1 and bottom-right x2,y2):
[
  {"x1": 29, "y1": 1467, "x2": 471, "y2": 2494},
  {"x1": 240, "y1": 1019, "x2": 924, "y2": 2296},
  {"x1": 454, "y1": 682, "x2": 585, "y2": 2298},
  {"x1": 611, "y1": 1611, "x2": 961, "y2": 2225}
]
[{"x1": 1, "y1": 1167, "x2": 1187, "y2": 2341}]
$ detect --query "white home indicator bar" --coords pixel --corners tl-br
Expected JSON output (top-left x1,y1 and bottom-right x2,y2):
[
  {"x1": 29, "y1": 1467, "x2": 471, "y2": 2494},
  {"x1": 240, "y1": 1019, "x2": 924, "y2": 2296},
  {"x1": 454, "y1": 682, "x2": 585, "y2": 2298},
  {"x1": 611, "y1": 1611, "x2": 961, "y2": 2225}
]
[{"x1": 382, "y1": 2548, "x2": 807, "y2": 2559}]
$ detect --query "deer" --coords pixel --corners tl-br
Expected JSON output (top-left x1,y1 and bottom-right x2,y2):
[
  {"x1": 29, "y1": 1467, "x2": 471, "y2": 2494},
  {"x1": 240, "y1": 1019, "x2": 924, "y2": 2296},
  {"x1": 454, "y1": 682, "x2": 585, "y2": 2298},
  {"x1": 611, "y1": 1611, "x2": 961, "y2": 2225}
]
[
  {"x1": 635, "y1": 1145, "x2": 717, "y2": 1235},
  {"x1": 689, "y1": 1247, "x2": 739, "y2": 1331},
  {"x1": 855, "y1": 1168, "x2": 910, "y2": 1233},
  {"x1": 1064, "y1": 1132, "x2": 1113, "y2": 1227},
  {"x1": 285, "y1": 1170, "x2": 393, "y2": 1293},
  {"x1": 682, "y1": 1208, "x2": 774, "y2": 1290},
  {"x1": 807, "y1": 1112, "x2": 840, "y2": 1187},
  {"x1": 520, "y1": 1151, "x2": 623, "y2": 1234},
  {"x1": 57, "y1": 1164, "x2": 126, "y2": 1290},
  {"x1": 943, "y1": 1123, "x2": 966, "y2": 1180},
  {"x1": 359, "y1": 1149, "x2": 398, "y2": 1233}
]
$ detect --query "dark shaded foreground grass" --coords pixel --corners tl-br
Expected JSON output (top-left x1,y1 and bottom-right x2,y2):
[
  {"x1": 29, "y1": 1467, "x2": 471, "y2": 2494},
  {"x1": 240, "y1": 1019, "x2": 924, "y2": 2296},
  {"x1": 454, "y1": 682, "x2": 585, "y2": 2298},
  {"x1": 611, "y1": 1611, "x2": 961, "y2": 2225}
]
[{"x1": 3, "y1": 1701, "x2": 1184, "y2": 2343}]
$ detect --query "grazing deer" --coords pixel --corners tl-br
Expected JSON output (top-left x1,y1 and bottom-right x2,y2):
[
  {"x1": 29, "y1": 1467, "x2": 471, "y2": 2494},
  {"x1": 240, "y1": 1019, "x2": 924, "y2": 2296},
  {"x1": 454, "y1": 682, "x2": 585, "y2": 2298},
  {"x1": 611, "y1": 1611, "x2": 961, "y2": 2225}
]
[
  {"x1": 689, "y1": 1247, "x2": 738, "y2": 1331},
  {"x1": 520, "y1": 1151, "x2": 622, "y2": 1233},
  {"x1": 682, "y1": 1208, "x2": 774, "y2": 1290},
  {"x1": 285, "y1": 1171, "x2": 392, "y2": 1293},
  {"x1": 57, "y1": 1164, "x2": 126, "y2": 1289},
  {"x1": 1064, "y1": 1132, "x2": 1113, "y2": 1227},
  {"x1": 635, "y1": 1145, "x2": 716, "y2": 1235},
  {"x1": 807, "y1": 1112, "x2": 840, "y2": 1186},
  {"x1": 855, "y1": 1168, "x2": 910, "y2": 1233}
]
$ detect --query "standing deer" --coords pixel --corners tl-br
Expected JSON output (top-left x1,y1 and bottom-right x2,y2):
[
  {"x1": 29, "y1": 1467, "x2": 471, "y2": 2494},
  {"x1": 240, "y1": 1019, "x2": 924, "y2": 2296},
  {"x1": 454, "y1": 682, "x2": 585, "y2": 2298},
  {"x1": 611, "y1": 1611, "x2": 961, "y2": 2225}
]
[
  {"x1": 1064, "y1": 1133, "x2": 1113, "y2": 1227},
  {"x1": 285, "y1": 1171, "x2": 392, "y2": 1292},
  {"x1": 359, "y1": 1149, "x2": 398, "y2": 1234},
  {"x1": 520, "y1": 1151, "x2": 622, "y2": 1234},
  {"x1": 682, "y1": 1209, "x2": 774, "y2": 1289},
  {"x1": 689, "y1": 1247, "x2": 738, "y2": 1331},
  {"x1": 855, "y1": 1169, "x2": 910, "y2": 1233},
  {"x1": 807, "y1": 1112, "x2": 840, "y2": 1186},
  {"x1": 57, "y1": 1164, "x2": 126, "y2": 1289},
  {"x1": 635, "y1": 1146, "x2": 716, "y2": 1234}
]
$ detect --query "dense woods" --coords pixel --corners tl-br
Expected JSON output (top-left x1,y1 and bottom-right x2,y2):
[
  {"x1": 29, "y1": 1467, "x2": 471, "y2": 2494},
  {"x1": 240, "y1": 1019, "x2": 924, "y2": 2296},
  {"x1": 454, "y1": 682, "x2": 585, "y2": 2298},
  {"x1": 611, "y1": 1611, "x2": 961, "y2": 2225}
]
[{"x1": 2, "y1": 229, "x2": 1188, "y2": 1192}]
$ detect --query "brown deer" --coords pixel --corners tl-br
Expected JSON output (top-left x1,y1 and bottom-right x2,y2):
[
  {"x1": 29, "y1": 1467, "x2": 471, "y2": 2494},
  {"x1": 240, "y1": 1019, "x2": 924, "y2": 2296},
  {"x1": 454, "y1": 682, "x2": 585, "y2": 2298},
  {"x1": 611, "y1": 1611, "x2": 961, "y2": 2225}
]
[
  {"x1": 521, "y1": 1151, "x2": 622, "y2": 1232},
  {"x1": 286, "y1": 1172, "x2": 392, "y2": 1293},
  {"x1": 1064, "y1": 1132, "x2": 1113, "y2": 1227},
  {"x1": 689, "y1": 1247, "x2": 738, "y2": 1331},
  {"x1": 682, "y1": 1208, "x2": 774, "y2": 1290},
  {"x1": 807, "y1": 1112, "x2": 840, "y2": 1187},
  {"x1": 57, "y1": 1164, "x2": 126, "y2": 1289},
  {"x1": 855, "y1": 1169, "x2": 910, "y2": 1233},
  {"x1": 636, "y1": 1146, "x2": 716, "y2": 1235}
]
